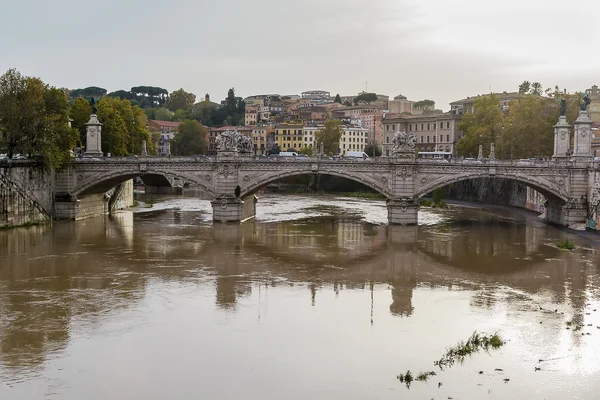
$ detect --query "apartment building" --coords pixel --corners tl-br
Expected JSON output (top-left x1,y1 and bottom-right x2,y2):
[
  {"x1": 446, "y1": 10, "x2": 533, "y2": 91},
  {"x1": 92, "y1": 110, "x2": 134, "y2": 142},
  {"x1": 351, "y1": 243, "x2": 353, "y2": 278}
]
[
  {"x1": 148, "y1": 119, "x2": 181, "y2": 155},
  {"x1": 252, "y1": 125, "x2": 276, "y2": 155},
  {"x1": 276, "y1": 124, "x2": 304, "y2": 151},
  {"x1": 388, "y1": 94, "x2": 413, "y2": 114},
  {"x1": 303, "y1": 124, "x2": 369, "y2": 155},
  {"x1": 381, "y1": 113, "x2": 462, "y2": 156}
]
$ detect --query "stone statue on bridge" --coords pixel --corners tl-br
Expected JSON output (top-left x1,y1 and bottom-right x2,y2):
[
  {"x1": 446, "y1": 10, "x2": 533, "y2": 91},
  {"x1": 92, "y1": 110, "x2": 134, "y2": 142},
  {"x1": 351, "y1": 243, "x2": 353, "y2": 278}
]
[
  {"x1": 581, "y1": 93, "x2": 592, "y2": 111},
  {"x1": 215, "y1": 130, "x2": 253, "y2": 153},
  {"x1": 392, "y1": 130, "x2": 417, "y2": 154}
]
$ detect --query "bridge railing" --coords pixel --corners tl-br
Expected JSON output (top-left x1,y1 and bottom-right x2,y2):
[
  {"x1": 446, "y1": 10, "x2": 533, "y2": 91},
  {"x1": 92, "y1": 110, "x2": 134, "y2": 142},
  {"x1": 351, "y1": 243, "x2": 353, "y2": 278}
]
[{"x1": 71, "y1": 155, "x2": 598, "y2": 168}]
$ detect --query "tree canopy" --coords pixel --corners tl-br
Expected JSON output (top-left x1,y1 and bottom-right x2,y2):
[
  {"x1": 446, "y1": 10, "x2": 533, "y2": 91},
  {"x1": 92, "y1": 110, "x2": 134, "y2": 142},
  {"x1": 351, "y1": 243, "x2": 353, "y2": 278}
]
[
  {"x1": 413, "y1": 100, "x2": 435, "y2": 112},
  {"x1": 165, "y1": 89, "x2": 196, "y2": 112},
  {"x1": 69, "y1": 97, "x2": 92, "y2": 145},
  {"x1": 334, "y1": 94, "x2": 342, "y2": 104},
  {"x1": 171, "y1": 120, "x2": 207, "y2": 156},
  {"x1": 315, "y1": 120, "x2": 343, "y2": 155},
  {"x1": 95, "y1": 96, "x2": 153, "y2": 156},
  {"x1": 353, "y1": 92, "x2": 378, "y2": 105},
  {"x1": 69, "y1": 86, "x2": 107, "y2": 101},
  {"x1": 0, "y1": 68, "x2": 78, "y2": 169},
  {"x1": 456, "y1": 94, "x2": 504, "y2": 158}
]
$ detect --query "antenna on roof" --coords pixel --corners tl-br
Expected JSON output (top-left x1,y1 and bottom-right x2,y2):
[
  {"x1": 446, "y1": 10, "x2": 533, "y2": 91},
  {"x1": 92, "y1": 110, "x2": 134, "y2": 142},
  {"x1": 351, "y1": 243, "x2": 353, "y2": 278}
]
[{"x1": 489, "y1": 86, "x2": 492, "y2": 93}]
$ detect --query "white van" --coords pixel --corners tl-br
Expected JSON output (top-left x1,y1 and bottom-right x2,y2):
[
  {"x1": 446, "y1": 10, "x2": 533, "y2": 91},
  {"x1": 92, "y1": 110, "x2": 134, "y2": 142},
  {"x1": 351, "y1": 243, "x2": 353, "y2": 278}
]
[
  {"x1": 345, "y1": 151, "x2": 370, "y2": 160},
  {"x1": 279, "y1": 152, "x2": 298, "y2": 157}
]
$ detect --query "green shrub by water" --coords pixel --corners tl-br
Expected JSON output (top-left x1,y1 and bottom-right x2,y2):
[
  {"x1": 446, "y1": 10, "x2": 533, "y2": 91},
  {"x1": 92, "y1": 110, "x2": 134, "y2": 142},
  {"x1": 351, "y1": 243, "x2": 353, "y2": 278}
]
[{"x1": 556, "y1": 239, "x2": 574, "y2": 250}]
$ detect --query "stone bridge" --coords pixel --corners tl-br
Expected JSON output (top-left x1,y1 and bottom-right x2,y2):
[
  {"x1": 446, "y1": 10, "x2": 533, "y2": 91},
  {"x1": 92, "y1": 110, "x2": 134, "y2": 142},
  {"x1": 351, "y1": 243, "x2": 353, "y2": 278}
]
[{"x1": 50, "y1": 110, "x2": 599, "y2": 227}]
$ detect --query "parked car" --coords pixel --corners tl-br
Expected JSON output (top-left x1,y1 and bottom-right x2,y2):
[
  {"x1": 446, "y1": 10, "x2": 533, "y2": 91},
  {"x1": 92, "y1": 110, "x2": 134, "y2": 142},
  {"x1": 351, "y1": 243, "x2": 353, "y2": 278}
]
[{"x1": 464, "y1": 158, "x2": 482, "y2": 164}]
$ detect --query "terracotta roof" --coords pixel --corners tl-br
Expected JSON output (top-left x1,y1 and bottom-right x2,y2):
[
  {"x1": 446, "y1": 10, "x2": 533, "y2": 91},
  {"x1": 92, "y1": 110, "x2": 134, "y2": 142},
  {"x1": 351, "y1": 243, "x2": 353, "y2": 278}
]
[{"x1": 150, "y1": 120, "x2": 181, "y2": 128}]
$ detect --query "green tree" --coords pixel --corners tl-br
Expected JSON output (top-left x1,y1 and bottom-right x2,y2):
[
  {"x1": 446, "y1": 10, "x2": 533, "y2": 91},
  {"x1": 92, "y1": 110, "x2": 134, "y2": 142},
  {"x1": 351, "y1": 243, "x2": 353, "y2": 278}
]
[
  {"x1": 518, "y1": 81, "x2": 531, "y2": 94},
  {"x1": 96, "y1": 97, "x2": 154, "y2": 156},
  {"x1": 69, "y1": 86, "x2": 107, "y2": 101},
  {"x1": 413, "y1": 100, "x2": 435, "y2": 112},
  {"x1": 0, "y1": 69, "x2": 77, "y2": 168},
  {"x1": 529, "y1": 82, "x2": 543, "y2": 96},
  {"x1": 334, "y1": 94, "x2": 342, "y2": 104},
  {"x1": 41, "y1": 88, "x2": 79, "y2": 169},
  {"x1": 165, "y1": 88, "x2": 196, "y2": 112},
  {"x1": 298, "y1": 146, "x2": 313, "y2": 156},
  {"x1": 504, "y1": 94, "x2": 579, "y2": 159},
  {"x1": 267, "y1": 144, "x2": 281, "y2": 155},
  {"x1": 353, "y1": 92, "x2": 378, "y2": 105},
  {"x1": 171, "y1": 120, "x2": 207, "y2": 156},
  {"x1": 456, "y1": 94, "x2": 505, "y2": 158},
  {"x1": 364, "y1": 143, "x2": 382, "y2": 157},
  {"x1": 70, "y1": 97, "x2": 92, "y2": 144},
  {"x1": 130, "y1": 86, "x2": 168, "y2": 108},
  {"x1": 315, "y1": 120, "x2": 343, "y2": 155}
]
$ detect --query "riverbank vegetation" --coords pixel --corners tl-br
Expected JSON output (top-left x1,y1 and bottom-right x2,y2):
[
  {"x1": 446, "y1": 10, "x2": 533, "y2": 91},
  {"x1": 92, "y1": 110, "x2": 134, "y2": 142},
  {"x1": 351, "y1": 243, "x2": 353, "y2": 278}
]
[{"x1": 556, "y1": 239, "x2": 575, "y2": 250}]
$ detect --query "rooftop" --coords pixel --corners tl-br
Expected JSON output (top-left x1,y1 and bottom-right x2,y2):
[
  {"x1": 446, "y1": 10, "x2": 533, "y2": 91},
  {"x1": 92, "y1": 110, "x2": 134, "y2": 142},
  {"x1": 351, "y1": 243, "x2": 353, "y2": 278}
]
[{"x1": 149, "y1": 120, "x2": 181, "y2": 128}]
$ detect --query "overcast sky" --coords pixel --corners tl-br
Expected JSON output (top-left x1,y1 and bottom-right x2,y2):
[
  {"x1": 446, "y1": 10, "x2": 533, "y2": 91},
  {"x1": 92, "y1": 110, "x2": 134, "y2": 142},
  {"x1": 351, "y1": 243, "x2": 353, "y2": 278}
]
[{"x1": 1, "y1": 0, "x2": 599, "y2": 111}]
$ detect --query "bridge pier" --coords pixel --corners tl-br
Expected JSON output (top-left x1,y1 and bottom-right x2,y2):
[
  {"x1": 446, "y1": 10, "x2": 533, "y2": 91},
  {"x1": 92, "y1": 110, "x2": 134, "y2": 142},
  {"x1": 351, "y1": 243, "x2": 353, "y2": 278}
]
[
  {"x1": 211, "y1": 194, "x2": 257, "y2": 223},
  {"x1": 387, "y1": 198, "x2": 419, "y2": 225},
  {"x1": 544, "y1": 198, "x2": 588, "y2": 228},
  {"x1": 54, "y1": 193, "x2": 107, "y2": 220}
]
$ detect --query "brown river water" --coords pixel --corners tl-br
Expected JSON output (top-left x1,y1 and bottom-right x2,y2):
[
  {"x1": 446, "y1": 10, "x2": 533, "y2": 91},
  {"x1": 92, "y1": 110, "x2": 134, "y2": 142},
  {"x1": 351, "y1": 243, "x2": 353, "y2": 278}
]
[{"x1": 1, "y1": 192, "x2": 599, "y2": 400}]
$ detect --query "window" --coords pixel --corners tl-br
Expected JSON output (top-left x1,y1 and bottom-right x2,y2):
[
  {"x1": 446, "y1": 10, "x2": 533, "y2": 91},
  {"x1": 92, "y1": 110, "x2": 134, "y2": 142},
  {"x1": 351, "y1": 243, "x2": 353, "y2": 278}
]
[
  {"x1": 447, "y1": 134, "x2": 450, "y2": 142},
  {"x1": 421, "y1": 124, "x2": 424, "y2": 130},
  {"x1": 427, "y1": 124, "x2": 430, "y2": 130},
  {"x1": 433, "y1": 123, "x2": 436, "y2": 129},
  {"x1": 420, "y1": 136, "x2": 423, "y2": 143},
  {"x1": 386, "y1": 136, "x2": 390, "y2": 143},
  {"x1": 392, "y1": 124, "x2": 396, "y2": 131},
  {"x1": 447, "y1": 122, "x2": 450, "y2": 129},
  {"x1": 427, "y1": 136, "x2": 430, "y2": 143},
  {"x1": 433, "y1": 136, "x2": 436, "y2": 143},
  {"x1": 386, "y1": 125, "x2": 389, "y2": 131}
]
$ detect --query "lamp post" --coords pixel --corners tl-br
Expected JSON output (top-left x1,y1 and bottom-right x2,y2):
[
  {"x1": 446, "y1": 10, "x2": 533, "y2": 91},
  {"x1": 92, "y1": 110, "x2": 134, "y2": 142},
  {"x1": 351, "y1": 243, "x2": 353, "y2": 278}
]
[
  {"x1": 501, "y1": 125, "x2": 505, "y2": 160},
  {"x1": 510, "y1": 122, "x2": 513, "y2": 162},
  {"x1": 131, "y1": 116, "x2": 135, "y2": 155}
]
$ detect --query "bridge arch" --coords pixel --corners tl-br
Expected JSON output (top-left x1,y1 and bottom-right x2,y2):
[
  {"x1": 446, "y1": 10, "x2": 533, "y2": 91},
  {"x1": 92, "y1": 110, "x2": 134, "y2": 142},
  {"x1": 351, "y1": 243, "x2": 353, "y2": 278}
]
[
  {"x1": 73, "y1": 169, "x2": 216, "y2": 198},
  {"x1": 239, "y1": 169, "x2": 393, "y2": 199},
  {"x1": 414, "y1": 173, "x2": 569, "y2": 204}
]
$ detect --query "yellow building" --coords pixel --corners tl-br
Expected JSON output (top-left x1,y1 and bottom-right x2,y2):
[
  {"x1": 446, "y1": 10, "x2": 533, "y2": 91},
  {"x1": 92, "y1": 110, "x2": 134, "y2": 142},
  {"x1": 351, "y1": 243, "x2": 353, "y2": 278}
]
[
  {"x1": 252, "y1": 126, "x2": 275, "y2": 155},
  {"x1": 275, "y1": 124, "x2": 304, "y2": 151}
]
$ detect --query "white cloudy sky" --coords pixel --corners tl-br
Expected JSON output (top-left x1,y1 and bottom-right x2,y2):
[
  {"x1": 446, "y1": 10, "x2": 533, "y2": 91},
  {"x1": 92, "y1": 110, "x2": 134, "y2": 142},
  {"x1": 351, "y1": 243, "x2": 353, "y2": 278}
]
[{"x1": 1, "y1": 0, "x2": 599, "y2": 110}]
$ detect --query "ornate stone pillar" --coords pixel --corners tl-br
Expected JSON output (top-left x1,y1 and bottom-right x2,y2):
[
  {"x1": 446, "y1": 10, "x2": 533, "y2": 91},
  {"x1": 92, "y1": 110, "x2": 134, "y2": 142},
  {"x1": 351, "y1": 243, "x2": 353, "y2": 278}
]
[
  {"x1": 489, "y1": 143, "x2": 496, "y2": 161},
  {"x1": 552, "y1": 115, "x2": 571, "y2": 159},
  {"x1": 387, "y1": 198, "x2": 419, "y2": 225},
  {"x1": 84, "y1": 114, "x2": 103, "y2": 158},
  {"x1": 141, "y1": 140, "x2": 148, "y2": 157},
  {"x1": 477, "y1": 145, "x2": 483, "y2": 160},
  {"x1": 572, "y1": 110, "x2": 593, "y2": 160}
]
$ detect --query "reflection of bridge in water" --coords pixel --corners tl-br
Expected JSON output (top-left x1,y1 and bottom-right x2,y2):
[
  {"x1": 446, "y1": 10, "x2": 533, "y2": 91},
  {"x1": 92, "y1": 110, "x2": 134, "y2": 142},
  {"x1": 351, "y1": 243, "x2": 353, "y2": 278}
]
[{"x1": 0, "y1": 211, "x2": 598, "y2": 370}]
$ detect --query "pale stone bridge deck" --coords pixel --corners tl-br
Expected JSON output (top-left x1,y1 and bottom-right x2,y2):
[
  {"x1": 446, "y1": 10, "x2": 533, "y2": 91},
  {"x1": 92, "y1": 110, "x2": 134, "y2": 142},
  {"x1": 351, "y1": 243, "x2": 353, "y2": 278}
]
[{"x1": 53, "y1": 155, "x2": 596, "y2": 227}]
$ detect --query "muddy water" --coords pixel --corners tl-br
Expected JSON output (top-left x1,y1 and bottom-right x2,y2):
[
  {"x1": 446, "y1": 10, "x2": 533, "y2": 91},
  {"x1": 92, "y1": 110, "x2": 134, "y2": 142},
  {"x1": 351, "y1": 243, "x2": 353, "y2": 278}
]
[{"x1": 0, "y1": 193, "x2": 599, "y2": 400}]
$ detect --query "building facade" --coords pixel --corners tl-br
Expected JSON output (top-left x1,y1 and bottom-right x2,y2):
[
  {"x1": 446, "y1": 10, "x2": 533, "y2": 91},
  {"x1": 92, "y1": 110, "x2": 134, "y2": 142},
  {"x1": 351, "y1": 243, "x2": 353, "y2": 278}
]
[
  {"x1": 388, "y1": 94, "x2": 413, "y2": 114},
  {"x1": 275, "y1": 124, "x2": 304, "y2": 151},
  {"x1": 252, "y1": 125, "x2": 276, "y2": 155},
  {"x1": 381, "y1": 113, "x2": 462, "y2": 156},
  {"x1": 302, "y1": 124, "x2": 369, "y2": 155},
  {"x1": 586, "y1": 85, "x2": 600, "y2": 122},
  {"x1": 148, "y1": 120, "x2": 181, "y2": 156}
]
